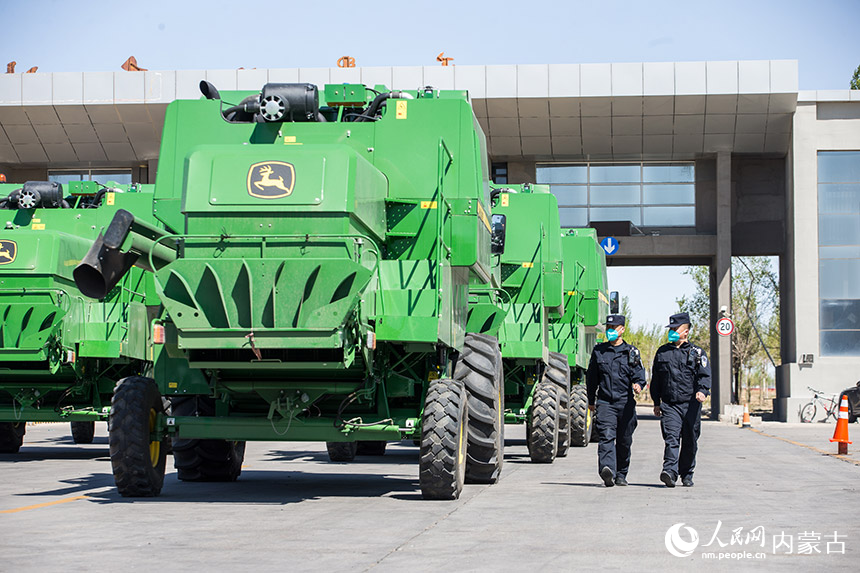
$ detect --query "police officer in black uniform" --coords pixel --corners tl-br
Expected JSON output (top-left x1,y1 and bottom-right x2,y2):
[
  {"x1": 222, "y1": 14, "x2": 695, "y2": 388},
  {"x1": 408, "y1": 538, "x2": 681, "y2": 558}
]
[
  {"x1": 650, "y1": 312, "x2": 711, "y2": 488},
  {"x1": 586, "y1": 314, "x2": 646, "y2": 487}
]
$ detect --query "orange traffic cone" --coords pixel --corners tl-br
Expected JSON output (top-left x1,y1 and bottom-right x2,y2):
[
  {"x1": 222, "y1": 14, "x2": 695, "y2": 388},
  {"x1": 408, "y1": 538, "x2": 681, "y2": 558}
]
[
  {"x1": 741, "y1": 404, "x2": 751, "y2": 428},
  {"x1": 830, "y1": 395, "x2": 852, "y2": 455}
]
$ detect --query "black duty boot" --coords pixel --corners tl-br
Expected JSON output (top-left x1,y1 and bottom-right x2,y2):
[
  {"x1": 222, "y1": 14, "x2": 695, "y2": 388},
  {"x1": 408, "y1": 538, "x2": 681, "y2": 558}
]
[
  {"x1": 600, "y1": 466, "x2": 615, "y2": 487},
  {"x1": 682, "y1": 476, "x2": 694, "y2": 487},
  {"x1": 614, "y1": 475, "x2": 628, "y2": 486}
]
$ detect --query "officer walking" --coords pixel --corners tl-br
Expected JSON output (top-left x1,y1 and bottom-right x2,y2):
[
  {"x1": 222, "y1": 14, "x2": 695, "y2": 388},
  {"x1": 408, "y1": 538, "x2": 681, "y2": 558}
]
[
  {"x1": 650, "y1": 312, "x2": 711, "y2": 488},
  {"x1": 586, "y1": 314, "x2": 646, "y2": 487}
]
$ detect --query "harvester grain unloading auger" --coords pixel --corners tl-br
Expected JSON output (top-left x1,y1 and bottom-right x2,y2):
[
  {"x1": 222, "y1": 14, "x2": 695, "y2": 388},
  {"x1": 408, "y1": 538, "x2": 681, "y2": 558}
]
[
  {"x1": 0, "y1": 180, "x2": 159, "y2": 453},
  {"x1": 75, "y1": 80, "x2": 506, "y2": 498}
]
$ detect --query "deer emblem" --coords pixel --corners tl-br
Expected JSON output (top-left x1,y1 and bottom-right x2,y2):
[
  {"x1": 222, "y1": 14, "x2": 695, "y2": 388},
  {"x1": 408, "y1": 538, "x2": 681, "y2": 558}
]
[
  {"x1": 0, "y1": 240, "x2": 16, "y2": 264},
  {"x1": 253, "y1": 165, "x2": 292, "y2": 193}
]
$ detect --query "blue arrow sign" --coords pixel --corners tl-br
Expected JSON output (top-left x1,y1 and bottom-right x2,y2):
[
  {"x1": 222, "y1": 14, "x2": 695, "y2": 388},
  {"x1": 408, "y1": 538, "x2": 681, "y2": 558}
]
[{"x1": 600, "y1": 236, "x2": 619, "y2": 256}]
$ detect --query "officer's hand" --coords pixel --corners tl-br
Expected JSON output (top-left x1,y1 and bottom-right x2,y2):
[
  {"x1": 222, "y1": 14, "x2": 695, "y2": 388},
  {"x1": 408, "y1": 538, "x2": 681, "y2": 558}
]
[
  {"x1": 695, "y1": 391, "x2": 706, "y2": 403},
  {"x1": 588, "y1": 404, "x2": 595, "y2": 413},
  {"x1": 633, "y1": 383, "x2": 642, "y2": 394},
  {"x1": 653, "y1": 405, "x2": 662, "y2": 417}
]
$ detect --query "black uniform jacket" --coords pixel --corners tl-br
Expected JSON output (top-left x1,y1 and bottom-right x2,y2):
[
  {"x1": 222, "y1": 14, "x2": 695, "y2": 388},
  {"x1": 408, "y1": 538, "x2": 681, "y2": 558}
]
[
  {"x1": 586, "y1": 341, "x2": 647, "y2": 405},
  {"x1": 649, "y1": 341, "x2": 712, "y2": 405}
]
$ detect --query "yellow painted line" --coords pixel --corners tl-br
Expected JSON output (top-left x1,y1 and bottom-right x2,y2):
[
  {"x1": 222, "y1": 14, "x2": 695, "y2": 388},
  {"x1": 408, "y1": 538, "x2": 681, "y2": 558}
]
[
  {"x1": 0, "y1": 495, "x2": 88, "y2": 514},
  {"x1": 748, "y1": 428, "x2": 860, "y2": 466}
]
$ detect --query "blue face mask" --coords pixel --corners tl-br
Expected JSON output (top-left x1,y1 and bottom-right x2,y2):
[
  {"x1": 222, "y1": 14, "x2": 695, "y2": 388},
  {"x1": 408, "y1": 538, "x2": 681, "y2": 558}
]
[
  {"x1": 606, "y1": 328, "x2": 619, "y2": 342},
  {"x1": 668, "y1": 329, "x2": 681, "y2": 342}
]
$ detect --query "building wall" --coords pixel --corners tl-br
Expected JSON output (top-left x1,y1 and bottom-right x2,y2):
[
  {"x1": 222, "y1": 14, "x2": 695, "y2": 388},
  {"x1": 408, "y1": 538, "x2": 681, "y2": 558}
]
[{"x1": 776, "y1": 101, "x2": 860, "y2": 421}]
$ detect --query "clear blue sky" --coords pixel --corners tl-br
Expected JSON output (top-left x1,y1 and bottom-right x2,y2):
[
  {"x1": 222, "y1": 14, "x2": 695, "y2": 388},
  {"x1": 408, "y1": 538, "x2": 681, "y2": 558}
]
[
  {"x1": 2, "y1": 0, "x2": 855, "y2": 327},
  {"x1": 2, "y1": 0, "x2": 858, "y2": 89}
]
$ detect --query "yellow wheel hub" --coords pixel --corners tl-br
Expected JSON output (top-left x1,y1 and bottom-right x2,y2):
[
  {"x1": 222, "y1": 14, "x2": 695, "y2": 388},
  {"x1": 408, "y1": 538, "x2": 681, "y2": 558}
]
[{"x1": 148, "y1": 408, "x2": 160, "y2": 467}]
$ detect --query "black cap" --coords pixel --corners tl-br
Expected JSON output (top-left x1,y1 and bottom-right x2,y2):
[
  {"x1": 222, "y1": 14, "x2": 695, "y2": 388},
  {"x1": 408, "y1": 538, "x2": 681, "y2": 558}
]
[
  {"x1": 666, "y1": 312, "x2": 691, "y2": 329},
  {"x1": 605, "y1": 314, "x2": 626, "y2": 327}
]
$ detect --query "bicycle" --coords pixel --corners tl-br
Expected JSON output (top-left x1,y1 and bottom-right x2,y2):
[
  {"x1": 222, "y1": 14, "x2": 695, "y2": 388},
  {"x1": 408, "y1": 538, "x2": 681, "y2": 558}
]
[{"x1": 799, "y1": 386, "x2": 840, "y2": 423}]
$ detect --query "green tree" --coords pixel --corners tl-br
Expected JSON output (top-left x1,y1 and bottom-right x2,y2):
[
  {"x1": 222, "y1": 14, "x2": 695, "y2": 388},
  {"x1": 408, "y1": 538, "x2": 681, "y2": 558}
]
[
  {"x1": 677, "y1": 258, "x2": 780, "y2": 405},
  {"x1": 852, "y1": 64, "x2": 860, "y2": 90}
]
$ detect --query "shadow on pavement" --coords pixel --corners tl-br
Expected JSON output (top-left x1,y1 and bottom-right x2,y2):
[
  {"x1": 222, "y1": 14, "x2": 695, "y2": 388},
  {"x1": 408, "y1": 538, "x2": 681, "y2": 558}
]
[
  {"x1": 82, "y1": 469, "x2": 420, "y2": 505},
  {"x1": 0, "y1": 446, "x2": 110, "y2": 462}
]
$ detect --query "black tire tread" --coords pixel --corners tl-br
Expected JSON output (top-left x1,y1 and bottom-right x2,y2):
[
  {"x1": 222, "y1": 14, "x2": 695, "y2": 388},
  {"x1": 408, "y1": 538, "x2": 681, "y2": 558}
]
[
  {"x1": 456, "y1": 333, "x2": 504, "y2": 484},
  {"x1": 419, "y1": 379, "x2": 468, "y2": 500},
  {"x1": 71, "y1": 421, "x2": 95, "y2": 444},
  {"x1": 327, "y1": 441, "x2": 358, "y2": 461},
  {"x1": 170, "y1": 396, "x2": 245, "y2": 482},
  {"x1": 0, "y1": 422, "x2": 26, "y2": 453},
  {"x1": 570, "y1": 384, "x2": 591, "y2": 447},
  {"x1": 527, "y1": 381, "x2": 560, "y2": 463},
  {"x1": 547, "y1": 353, "x2": 571, "y2": 457},
  {"x1": 109, "y1": 376, "x2": 167, "y2": 497}
]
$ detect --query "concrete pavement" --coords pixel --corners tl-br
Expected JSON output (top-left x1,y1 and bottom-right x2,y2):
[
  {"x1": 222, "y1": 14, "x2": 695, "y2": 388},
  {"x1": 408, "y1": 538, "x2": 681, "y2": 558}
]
[{"x1": 1, "y1": 407, "x2": 857, "y2": 571}]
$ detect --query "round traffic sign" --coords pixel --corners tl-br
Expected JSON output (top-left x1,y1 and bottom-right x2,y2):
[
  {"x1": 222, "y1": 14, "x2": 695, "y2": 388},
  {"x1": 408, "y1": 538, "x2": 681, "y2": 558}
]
[{"x1": 716, "y1": 317, "x2": 735, "y2": 336}]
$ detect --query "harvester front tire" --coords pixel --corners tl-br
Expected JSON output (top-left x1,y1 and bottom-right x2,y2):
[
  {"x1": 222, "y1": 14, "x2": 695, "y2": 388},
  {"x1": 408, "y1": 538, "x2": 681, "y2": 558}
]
[
  {"x1": 420, "y1": 379, "x2": 468, "y2": 500},
  {"x1": 456, "y1": 333, "x2": 504, "y2": 484},
  {"x1": 527, "y1": 381, "x2": 560, "y2": 463},
  {"x1": 327, "y1": 441, "x2": 358, "y2": 461},
  {"x1": 569, "y1": 384, "x2": 591, "y2": 447},
  {"x1": 71, "y1": 421, "x2": 95, "y2": 444},
  {"x1": 109, "y1": 376, "x2": 167, "y2": 497},
  {"x1": 171, "y1": 396, "x2": 245, "y2": 482},
  {"x1": 356, "y1": 441, "x2": 387, "y2": 456},
  {"x1": 0, "y1": 422, "x2": 26, "y2": 453},
  {"x1": 546, "y1": 353, "x2": 571, "y2": 457}
]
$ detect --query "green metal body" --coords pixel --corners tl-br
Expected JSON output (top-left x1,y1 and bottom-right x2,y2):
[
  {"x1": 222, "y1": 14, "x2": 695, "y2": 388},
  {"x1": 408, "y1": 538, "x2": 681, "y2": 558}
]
[
  {"x1": 552, "y1": 228, "x2": 609, "y2": 371},
  {"x1": 111, "y1": 84, "x2": 494, "y2": 442},
  {"x1": 465, "y1": 185, "x2": 563, "y2": 423},
  {"x1": 466, "y1": 187, "x2": 608, "y2": 424},
  {"x1": 0, "y1": 183, "x2": 158, "y2": 423}
]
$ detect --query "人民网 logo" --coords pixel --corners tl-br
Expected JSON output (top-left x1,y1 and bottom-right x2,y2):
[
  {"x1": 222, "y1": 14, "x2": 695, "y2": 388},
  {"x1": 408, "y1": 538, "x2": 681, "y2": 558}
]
[
  {"x1": 665, "y1": 523, "x2": 700, "y2": 557},
  {"x1": 247, "y1": 161, "x2": 295, "y2": 199},
  {"x1": 0, "y1": 239, "x2": 17, "y2": 265}
]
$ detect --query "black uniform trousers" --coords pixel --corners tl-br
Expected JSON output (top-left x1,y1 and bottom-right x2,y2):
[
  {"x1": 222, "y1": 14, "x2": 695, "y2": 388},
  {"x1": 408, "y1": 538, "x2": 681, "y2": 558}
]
[
  {"x1": 659, "y1": 400, "x2": 701, "y2": 479},
  {"x1": 595, "y1": 398, "x2": 637, "y2": 478}
]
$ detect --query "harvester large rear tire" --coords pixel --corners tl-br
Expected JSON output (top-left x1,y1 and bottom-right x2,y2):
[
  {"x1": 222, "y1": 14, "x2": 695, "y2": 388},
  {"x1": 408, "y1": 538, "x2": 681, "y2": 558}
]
[
  {"x1": 109, "y1": 377, "x2": 167, "y2": 497},
  {"x1": 456, "y1": 333, "x2": 504, "y2": 484},
  {"x1": 71, "y1": 421, "x2": 95, "y2": 444},
  {"x1": 171, "y1": 396, "x2": 245, "y2": 482},
  {"x1": 356, "y1": 441, "x2": 387, "y2": 456},
  {"x1": 546, "y1": 353, "x2": 571, "y2": 457},
  {"x1": 570, "y1": 384, "x2": 591, "y2": 447},
  {"x1": 420, "y1": 379, "x2": 468, "y2": 500},
  {"x1": 0, "y1": 422, "x2": 26, "y2": 453},
  {"x1": 327, "y1": 441, "x2": 358, "y2": 461},
  {"x1": 527, "y1": 381, "x2": 560, "y2": 463}
]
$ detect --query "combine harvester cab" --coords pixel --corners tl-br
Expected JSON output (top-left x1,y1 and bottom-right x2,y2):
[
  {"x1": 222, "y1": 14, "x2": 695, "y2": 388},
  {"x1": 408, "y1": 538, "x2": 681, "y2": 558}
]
[
  {"x1": 75, "y1": 81, "x2": 506, "y2": 498},
  {"x1": 467, "y1": 184, "x2": 577, "y2": 463},
  {"x1": 552, "y1": 227, "x2": 610, "y2": 447},
  {"x1": 0, "y1": 181, "x2": 157, "y2": 453}
]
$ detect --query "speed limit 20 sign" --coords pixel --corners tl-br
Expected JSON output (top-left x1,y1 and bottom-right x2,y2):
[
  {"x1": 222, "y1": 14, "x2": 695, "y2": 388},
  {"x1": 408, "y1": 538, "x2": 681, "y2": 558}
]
[{"x1": 716, "y1": 317, "x2": 735, "y2": 336}]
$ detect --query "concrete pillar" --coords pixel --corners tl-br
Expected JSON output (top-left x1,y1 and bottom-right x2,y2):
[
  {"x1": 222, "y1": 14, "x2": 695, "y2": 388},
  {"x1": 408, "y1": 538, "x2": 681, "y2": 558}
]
[
  {"x1": 709, "y1": 151, "x2": 733, "y2": 418},
  {"x1": 148, "y1": 159, "x2": 158, "y2": 184}
]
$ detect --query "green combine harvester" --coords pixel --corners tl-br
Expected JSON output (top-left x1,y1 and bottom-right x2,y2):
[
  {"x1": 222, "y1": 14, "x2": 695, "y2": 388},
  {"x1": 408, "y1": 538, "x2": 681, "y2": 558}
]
[
  {"x1": 554, "y1": 227, "x2": 611, "y2": 446},
  {"x1": 75, "y1": 81, "x2": 508, "y2": 499},
  {"x1": 467, "y1": 185, "x2": 608, "y2": 464},
  {"x1": 0, "y1": 181, "x2": 157, "y2": 453}
]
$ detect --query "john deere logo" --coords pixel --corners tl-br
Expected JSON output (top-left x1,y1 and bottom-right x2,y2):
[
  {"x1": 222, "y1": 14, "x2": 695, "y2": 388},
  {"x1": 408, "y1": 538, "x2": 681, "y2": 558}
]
[
  {"x1": 0, "y1": 240, "x2": 16, "y2": 265},
  {"x1": 247, "y1": 161, "x2": 295, "y2": 199}
]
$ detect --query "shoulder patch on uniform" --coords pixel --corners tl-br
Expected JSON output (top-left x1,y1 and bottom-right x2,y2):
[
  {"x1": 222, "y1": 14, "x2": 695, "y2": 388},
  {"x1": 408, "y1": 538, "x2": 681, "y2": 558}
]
[{"x1": 701, "y1": 355, "x2": 708, "y2": 368}]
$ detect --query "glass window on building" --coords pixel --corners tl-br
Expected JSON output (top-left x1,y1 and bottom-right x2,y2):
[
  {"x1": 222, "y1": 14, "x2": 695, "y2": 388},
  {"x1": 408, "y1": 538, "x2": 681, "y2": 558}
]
[
  {"x1": 48, "y1": 169, "x2": 132, "y2": 186},
  {"x1": 818, "y1": 151, "x2": 860, "y2": 356},
  {"x1": 536, "y1": 162, "x2": 695, "y2": 229}
]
